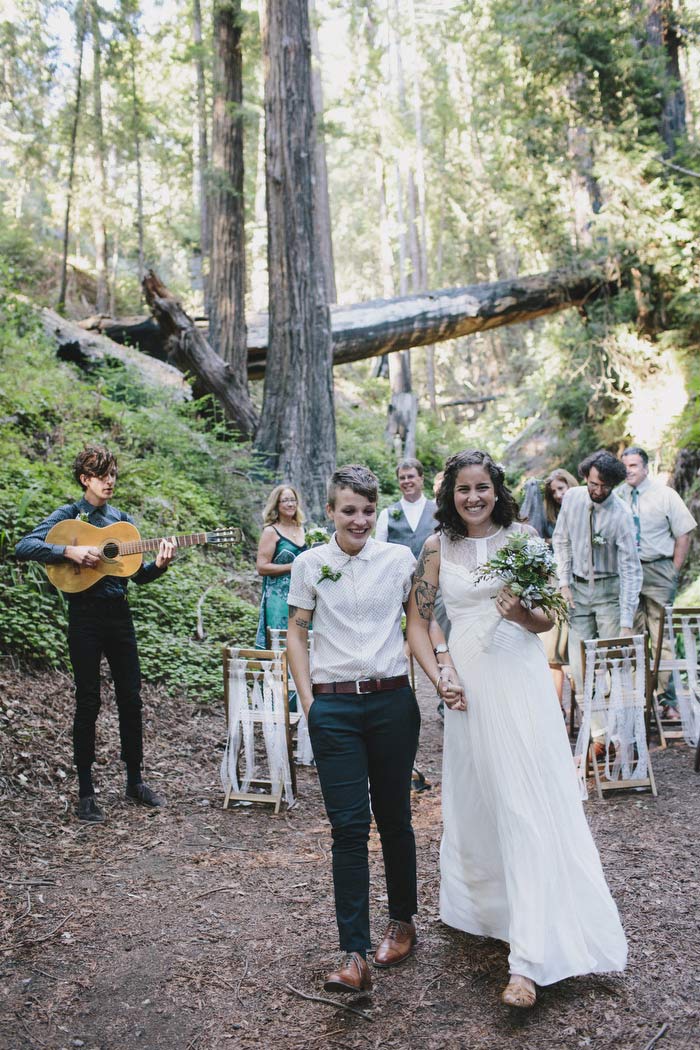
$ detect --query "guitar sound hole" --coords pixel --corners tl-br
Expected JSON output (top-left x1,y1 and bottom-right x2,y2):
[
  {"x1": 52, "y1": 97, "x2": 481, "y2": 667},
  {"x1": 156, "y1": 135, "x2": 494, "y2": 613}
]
[{"x1": 102, "y1": 542, "x2": 119, "y2": 561}]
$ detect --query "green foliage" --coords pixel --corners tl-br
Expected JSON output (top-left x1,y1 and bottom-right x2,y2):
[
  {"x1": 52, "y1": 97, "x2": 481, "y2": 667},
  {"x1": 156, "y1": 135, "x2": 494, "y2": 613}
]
[{"x1": 0, "y1": 294, "x2": 260, "y2": 702}]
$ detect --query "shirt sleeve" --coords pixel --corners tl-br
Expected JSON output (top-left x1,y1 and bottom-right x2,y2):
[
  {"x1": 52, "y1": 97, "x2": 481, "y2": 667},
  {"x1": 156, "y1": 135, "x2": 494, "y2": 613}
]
[
  {"x1": 616, "y1": 513, "x2": 643, "y2": 627},
  {"x1": 551, "y1": 497, "x2": 573, "y2": 587},
  {"x1": 374, "y1": 508, "x2": 389, "y2": 543},
  {"x1": 14, "y1": 504, "x2": 76, "y2": 564},
  {"x1": 402, "y1": 548, "x2": 417, "y2": 601},
  {"x1": 665, "y1": 489, "x2": 697, "y2": 538},
  {"x1": 287, "y1": 554, "x2": 316, "y2": 611}
]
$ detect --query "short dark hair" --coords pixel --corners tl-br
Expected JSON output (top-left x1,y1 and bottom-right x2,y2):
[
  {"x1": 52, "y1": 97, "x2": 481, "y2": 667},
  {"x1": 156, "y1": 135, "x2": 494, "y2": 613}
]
[
  {"x1": 73, "y1": 445, "x2": 117, "y2": 489},
  {"x1": 327, "y1": 464, "x2": 379, "y2": 507},
  {"x1": 396, "y1": 458, "x2": 424, "y2": 478},
  {"x1": 435, "y1": 449, "x2": 521, "y2": 539},
  {"x1": 621, "y1": 446, "x2": 649, "y2": 466},
  {"x1": 578, "y1": 450, "x2": 627, "y2": 487}
]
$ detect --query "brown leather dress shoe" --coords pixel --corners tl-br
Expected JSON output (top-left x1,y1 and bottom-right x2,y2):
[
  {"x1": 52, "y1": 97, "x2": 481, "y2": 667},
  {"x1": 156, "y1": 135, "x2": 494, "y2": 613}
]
[
  {"x1": 373, "y1": 919, "x2": 417, "y2": 968},
  {"x1": 323, "y1": 953, "x2": 372, "y2": 994}
]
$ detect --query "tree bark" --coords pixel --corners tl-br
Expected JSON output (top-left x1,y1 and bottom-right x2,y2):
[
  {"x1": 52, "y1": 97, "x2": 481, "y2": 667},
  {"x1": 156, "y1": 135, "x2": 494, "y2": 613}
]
[
  {"x1": 308, "y1": 0, "x2": 336, "y2": 304},
  {"x1": 89, "y1": 0, "x2": 109, "y2": 314},
  {"x1": 58, "y1": 2, "x2": 87, "y2": 314},
  {"x1": 192, "y1": 0, "x2": 210, "y2": 306},
  {"x1": 208, "y1": 0, "x2": 258, "y2": 438},
  {"x1": 142, "y1": 271, "x2": 257, "y2": 434},
  {"x1": 255, "y1": 0, "x2": 335, "y2": 521},
  {"x1": 646, "y1": 0, "x2": 687, "y2": 154}
]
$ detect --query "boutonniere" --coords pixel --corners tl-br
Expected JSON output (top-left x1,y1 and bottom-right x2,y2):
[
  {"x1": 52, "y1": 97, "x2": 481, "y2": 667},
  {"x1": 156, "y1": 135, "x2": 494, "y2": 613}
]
[
  {"x1": 592, "y1": 531, "x2": 606, "y2": 548},
  {"x1": 76, "y1": 511, "x2": 90, "y2": 522},
  {"x1": 390, "y1": 508, "x2": 403, "y2": 521},
  {"x1": 318, "y1": 564, "x2": 342, "y2": 583}
]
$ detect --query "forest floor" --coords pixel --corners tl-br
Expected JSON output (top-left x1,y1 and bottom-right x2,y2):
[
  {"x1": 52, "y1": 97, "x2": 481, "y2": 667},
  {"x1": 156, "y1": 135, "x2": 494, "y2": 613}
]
[{"x1": 1, "y1": 664, "x2": 699, "y2": 1050}]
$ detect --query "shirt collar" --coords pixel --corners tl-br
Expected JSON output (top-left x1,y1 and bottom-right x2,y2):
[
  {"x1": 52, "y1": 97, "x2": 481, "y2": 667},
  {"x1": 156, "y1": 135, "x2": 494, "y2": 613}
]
[
  {"x1": 78, "y1": 497, "x2": 108, "y2": 515},
  {"x1": 401, "y1": 494, "x2": 426, "y2": 512},
  {"x1": 328, "y1": 532, "x2": 375, "y2": 563},
  {"x1": 634, "y1": 477, "x2": 653, "y2": 494}
]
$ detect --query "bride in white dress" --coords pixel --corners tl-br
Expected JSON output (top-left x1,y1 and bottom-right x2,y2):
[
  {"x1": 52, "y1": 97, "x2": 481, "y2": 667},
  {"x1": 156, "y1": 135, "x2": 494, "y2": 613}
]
[{"x1": 408, "y1": 450, "x2": 627, "y2": 1009}]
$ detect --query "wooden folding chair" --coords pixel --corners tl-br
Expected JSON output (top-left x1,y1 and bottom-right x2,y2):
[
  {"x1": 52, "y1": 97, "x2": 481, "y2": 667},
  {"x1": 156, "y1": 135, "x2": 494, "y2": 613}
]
[
  {"x1": 576, "y1": 635, "x2": 657, "y2": 800},
  {"x1": 651, "y1": 606, "x2": 700, "y2": 750},
  {"x1": 221, "y1": 646, "x2": 296, "y2": 812}
]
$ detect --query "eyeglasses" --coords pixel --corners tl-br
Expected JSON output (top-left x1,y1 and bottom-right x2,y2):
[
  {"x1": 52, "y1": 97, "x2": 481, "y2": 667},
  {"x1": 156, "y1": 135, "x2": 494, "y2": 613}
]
[{"x1": 279, "y1": 498, "x2": 298, "y2": 504}]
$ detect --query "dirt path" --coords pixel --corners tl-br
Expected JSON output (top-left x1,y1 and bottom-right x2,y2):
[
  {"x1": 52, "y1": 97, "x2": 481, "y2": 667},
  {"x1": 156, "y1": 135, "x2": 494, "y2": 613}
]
[{"x1": 1, "y1": 666, "x2": 698, "y2": 1050}]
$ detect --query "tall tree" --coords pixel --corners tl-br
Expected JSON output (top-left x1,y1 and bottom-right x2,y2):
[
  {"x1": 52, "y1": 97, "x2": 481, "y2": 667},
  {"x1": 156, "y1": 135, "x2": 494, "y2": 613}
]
[
  {"x1": 192, "y1": 0, "x2": 210, "y2": 306},
  {"x1": 58, "y1": 0, "x2": 87, "y2": 313},
  {"x1": 208, "y1": 0, "x2": 258, "y2": 438},
  {"x1": 308, "y1": 0, "x2": 336, "y2": 304},
  {"x1": 89, "y1": 0, "x2": 109, "y2": 313},
  {"x1": 256, "y1": 0, "x2": 335, "y2": 520}
]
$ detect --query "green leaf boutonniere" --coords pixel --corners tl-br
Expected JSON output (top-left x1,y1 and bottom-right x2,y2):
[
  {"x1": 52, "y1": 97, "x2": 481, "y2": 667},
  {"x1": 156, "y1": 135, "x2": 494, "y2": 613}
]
[
  {"x1": 390, "y1": 507, "x2": 403, "y2": 521},
  {"x1": 318, "y1": 564, "x2": 342, "y2": 584},
  {"x1": 592, "y1": 531, "x2": 606, "y2": 548}
]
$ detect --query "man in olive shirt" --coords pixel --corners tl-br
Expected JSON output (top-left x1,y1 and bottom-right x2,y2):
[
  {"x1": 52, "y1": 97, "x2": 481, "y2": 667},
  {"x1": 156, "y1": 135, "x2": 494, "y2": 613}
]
[{"x1": 620, "y1": 445, "x2": 696, "y2": 710}]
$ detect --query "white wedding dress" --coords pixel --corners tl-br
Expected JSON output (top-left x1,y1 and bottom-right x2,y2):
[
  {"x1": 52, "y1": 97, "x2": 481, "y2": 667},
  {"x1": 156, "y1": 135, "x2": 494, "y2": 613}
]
[{"x1": 439, "y1": 524, "x2": 627, "y2": 985}]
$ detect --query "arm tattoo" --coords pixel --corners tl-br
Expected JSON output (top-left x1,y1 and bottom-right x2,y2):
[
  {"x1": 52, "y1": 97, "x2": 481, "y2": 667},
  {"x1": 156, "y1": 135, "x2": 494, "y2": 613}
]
[
  {"x1": 288, "y1": 606, "x2": 297, "y2": 617},
  {"x1": 294, "y1": 616, "x2": 312, "y2": 629},
  {"x1": 414, "y1": 545, "x2": 436, "y2": 582},
  {"x1": 415, "y1": 580, "x2": 438, "y2": 621}
]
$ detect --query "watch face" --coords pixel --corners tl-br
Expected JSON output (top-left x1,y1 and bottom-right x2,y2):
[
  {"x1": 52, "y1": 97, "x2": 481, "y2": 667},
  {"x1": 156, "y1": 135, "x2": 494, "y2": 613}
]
[{"x1": 434, "y1": 644, "x2": 448, "y2": 654}]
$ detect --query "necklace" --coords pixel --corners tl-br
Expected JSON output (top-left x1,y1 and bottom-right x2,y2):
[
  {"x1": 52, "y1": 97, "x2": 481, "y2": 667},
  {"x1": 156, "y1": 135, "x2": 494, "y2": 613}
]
[{"x1": 465, "y1": 522, "x2": 500, "y2": 540}]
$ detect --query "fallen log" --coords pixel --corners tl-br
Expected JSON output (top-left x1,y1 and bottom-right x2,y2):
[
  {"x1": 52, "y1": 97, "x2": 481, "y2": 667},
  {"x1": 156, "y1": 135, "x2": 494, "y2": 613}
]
[{"x1": 94, "y1": 262, "x2": 622, "y2": 381}]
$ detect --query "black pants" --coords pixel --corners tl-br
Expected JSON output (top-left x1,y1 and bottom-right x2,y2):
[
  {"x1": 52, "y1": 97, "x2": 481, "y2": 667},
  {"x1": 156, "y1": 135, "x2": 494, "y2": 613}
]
[
  {"x1": 68, "y1": 598, "x2": 143, "y2": 769},
  {"x1": 307, "y1": 686, "x2": 421, "y2": 953}
]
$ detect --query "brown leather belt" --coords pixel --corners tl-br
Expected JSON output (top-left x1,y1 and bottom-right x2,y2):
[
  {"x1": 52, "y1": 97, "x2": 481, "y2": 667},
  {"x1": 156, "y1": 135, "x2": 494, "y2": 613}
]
[{"x1": 312, "y1": 674, "x2": 410, "y2": 696}]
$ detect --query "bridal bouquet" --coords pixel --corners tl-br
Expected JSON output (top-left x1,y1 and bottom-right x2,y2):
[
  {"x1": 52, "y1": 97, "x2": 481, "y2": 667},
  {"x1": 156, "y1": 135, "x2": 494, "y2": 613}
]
[
  {"x1": 473, "y1": 532, "x2": 569, "y2": 626},
  {"x1": 305, "y1": 526, "x2": 330, "y2": 546}
]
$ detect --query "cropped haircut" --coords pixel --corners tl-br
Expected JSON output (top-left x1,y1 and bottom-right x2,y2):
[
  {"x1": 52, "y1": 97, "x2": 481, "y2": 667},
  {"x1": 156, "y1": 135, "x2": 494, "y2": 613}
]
[
  {"x1": 396, "y1": 458, "x2": 424, "y2": 478},
  {"x1": 621, "y1": 446, "x2": 649, "y2": 466},
  {"x1": 578, "y1": 449, "x2": 627, "y2": 488},
  {"x1": 435, "y1": 449, "x2": 521, "y2": 539},
  {"x1": 262, "y1": 484, "x2": 305, "y2": 527},
  {"x1": 543, "y1": 468, "x2": 578, "y2": 525},
  {"x1": 327, "y1": 465, "x2": 379, "y2": 508},
  {"x1": 73, "y1": 445, "x2": 117, "y2": 489}
]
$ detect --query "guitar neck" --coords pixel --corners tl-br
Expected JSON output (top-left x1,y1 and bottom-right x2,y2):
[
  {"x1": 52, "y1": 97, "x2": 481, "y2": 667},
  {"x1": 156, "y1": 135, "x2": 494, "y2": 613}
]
[{"x1": 119, "y1": 533, "x2": 208, "y2": 556}]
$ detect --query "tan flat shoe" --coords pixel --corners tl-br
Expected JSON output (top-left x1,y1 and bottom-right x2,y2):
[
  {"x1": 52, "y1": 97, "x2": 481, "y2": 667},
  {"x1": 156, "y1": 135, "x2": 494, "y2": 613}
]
[{"x1": 501, "y1": 975, "x2": 536, "y2": 1009}]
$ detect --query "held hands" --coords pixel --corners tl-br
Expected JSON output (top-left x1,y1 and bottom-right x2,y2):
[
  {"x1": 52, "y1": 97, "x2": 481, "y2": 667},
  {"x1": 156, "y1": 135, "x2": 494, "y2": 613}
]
[
  {"x1": 437, "y1": 666, "x2": 467, "y2": 711},
  {"x1": 155, "y1": 537, "x2": 176, "y2": 569}
]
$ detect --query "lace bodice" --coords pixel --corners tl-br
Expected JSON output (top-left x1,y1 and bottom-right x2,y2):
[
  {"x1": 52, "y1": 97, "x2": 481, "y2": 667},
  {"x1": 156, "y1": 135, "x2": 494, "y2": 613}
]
[{"x1": 440, "y1": 522, "x2": 536, "y2": 572}]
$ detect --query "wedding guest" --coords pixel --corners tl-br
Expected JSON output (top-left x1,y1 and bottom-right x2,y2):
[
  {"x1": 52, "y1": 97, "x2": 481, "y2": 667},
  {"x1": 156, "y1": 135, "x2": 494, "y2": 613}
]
[
  {"x1": 541, "y1": 468, "x2": 578, "y2": 705},
  {"x1": 254, "y1": 485, "x2": 307, "y2": 650},
  {"x1": 552, "y1": 450, "x2": 642, "y2": 699},
  {"x1": 15, "y1": 444, "x2": 175, "y2": 822},
  {"x1": 407, "y1": 448, "x2": 627, "y2": 1009},
  {"x1": 375, "y1": 458, "x2": 436, "y2": 557},
  {"x1": 619, "y1": 446, "x2": 696, "y2": 715},
  {"x1": 286, "y1": 464, "x2": 459, "y2": 994},
  {"x1": 543, "y1": 469, "x2": 578, "y2": 539},
  {"x1": 519, "y1": 477, "x2": 547, "y2": 538}
]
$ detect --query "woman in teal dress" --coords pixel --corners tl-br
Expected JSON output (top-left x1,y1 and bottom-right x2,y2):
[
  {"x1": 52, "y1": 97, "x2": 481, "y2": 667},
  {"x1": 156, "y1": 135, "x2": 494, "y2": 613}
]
[{"x1": 255, "y1": 484, "x2": 307, "y2": 650}]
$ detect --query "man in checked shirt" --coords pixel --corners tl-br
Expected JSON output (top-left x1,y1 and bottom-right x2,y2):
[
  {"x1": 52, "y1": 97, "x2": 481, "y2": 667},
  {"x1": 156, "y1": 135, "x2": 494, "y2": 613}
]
[{"x1": 286, "y1": 464, "x2": 460, "y2": 995}]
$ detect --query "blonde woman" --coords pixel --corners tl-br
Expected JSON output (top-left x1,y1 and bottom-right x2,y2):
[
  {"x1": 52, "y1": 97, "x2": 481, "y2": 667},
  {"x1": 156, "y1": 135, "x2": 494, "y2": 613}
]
[{"x1": 255, "y1": 485, "x2": 307, "y2": 651}]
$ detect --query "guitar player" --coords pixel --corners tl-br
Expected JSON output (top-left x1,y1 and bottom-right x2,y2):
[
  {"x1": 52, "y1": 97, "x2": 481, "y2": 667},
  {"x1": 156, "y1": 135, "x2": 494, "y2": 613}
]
[{"x1": 15, "y1": 444, "x2": 175, "y2": 823}]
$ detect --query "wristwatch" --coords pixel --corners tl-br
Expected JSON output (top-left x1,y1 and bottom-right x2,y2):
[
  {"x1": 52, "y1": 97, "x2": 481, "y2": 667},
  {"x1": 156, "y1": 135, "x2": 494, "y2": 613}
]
[{"x1": 433, "y1": 644, "x2": 449, "y2": 656}]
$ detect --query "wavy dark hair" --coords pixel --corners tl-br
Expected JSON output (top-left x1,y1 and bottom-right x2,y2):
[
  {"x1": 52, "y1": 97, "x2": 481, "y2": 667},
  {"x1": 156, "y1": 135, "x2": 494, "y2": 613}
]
[
  {"x1": 73, "y1": 444, "x2": 117, "y2": 488},
  {"x1": 436, "y1": 449, "x2": 521, "y2": 539}
]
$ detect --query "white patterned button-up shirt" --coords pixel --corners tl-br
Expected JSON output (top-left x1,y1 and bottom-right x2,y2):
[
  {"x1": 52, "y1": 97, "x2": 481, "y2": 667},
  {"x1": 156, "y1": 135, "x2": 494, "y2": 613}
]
[{"x1": 287, "y1": 534, "x2": 415, "y2": 684}]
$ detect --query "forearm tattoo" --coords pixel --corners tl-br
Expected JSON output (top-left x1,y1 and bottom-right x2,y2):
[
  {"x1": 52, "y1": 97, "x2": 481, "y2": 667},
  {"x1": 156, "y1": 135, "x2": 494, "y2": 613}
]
[{"x1": 294, "y1": 615, "x2": 312, "y2": 629}]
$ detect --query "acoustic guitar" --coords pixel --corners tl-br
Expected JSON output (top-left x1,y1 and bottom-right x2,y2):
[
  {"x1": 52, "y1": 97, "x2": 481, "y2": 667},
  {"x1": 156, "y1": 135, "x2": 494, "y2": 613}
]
[{"x1": 44, "y1": 519, "x2": 241, "y2": 594}]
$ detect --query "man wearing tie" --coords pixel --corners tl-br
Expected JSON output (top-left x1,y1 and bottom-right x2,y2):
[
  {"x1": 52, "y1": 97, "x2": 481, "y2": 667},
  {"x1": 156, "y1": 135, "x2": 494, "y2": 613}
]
[
  {"x1": 619, "y1": 446, "x2": 696, "y2": 714},
  {"x1": 552, "y1": 450, "x2": 642, "y2": 698}
]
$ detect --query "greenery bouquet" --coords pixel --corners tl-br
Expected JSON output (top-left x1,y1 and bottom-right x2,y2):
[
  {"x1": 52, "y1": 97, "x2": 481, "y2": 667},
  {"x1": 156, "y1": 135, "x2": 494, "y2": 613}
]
[{"x1": 472, "y1": 532, "x2": 569, "y2": 650}]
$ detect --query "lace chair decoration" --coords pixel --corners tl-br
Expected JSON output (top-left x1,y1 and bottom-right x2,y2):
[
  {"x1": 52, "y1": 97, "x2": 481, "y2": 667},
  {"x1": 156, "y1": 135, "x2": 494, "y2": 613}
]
[
  {"x1": 220, "y1": 646, "x2": 295, "y2": 813},
  {"x1": 574, "y1": 635, "x2": 657, "y2": 801},
  {"x1": 652, "y1": 607, "x2": 700, "y2": 749},
  {"x1": 267, "y1": 627, "x2": 315, "y2": 766}
]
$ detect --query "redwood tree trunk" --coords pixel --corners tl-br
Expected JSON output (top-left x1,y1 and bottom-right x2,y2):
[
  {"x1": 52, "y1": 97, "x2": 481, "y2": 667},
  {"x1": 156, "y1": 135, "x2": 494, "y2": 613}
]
[
  {"x1": 58, "y1": 2, "x2": 87, "y2": 314},
  {"x1": 192, "y1": 0, "x2": 210, "y2": 306},
  {"x1": 208, "y1": 0, "x2": 257, "y2": 438},
  {"x1": 90, "y1": 0, "x2": 109, "y2": 314},
  {"x1": 255, "y1": 0, "x2": 335, "y2": 521}
]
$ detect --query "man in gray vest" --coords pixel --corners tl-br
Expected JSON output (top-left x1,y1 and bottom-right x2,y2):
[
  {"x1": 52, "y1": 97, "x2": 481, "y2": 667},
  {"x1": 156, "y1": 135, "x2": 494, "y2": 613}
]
[{"x1": 375, "y1": 458, "x2": 437, "y2": 558}]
